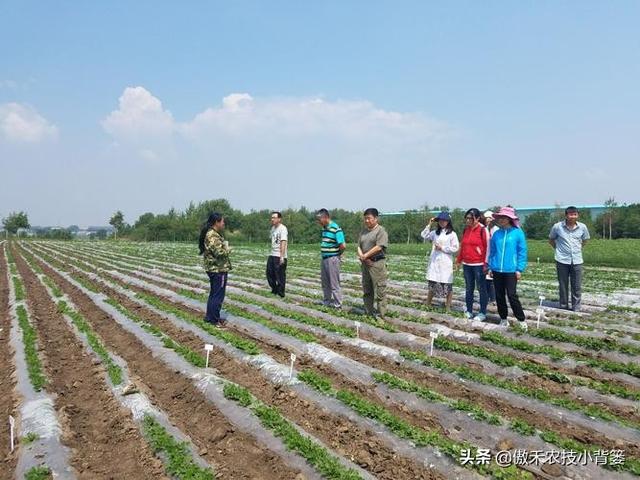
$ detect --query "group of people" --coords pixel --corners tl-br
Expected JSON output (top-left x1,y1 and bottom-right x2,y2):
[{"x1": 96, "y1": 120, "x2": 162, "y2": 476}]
[{"x1": 197, "y1": 205, "x2": 590, "y2": 330}]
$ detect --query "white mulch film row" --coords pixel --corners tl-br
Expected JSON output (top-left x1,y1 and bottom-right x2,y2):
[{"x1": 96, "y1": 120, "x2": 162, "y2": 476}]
[
  {"x1": 22, "y1": 242, "x2": 640, "y2": 474},
  {"x1": 2, "y1": 242, "x2": 75, "y2": 478},
  {"x1": 11, "y1": 239, "x2": 640, "y2": 479},
  {"x1": 36, "y1": 240, "x2": 640, "y2": 399}
]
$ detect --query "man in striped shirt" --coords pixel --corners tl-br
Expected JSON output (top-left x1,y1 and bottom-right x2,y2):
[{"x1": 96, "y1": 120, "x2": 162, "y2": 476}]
[{"x1": 316, "y1": 208, "x2": 346, "y2": 308}]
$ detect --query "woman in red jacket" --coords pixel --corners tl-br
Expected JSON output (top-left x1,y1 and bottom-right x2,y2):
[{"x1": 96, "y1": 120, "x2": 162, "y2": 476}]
[{"x1": 456, "y1": 208, "x2": 489, "y2": 320}]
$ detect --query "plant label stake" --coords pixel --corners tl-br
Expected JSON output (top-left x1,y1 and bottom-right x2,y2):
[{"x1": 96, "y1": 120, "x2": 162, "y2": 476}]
[
  {"x1": 538, "y1": 295, "x2": 545, "y2": 307},
  {"x1": 536, "y1": 308, "x2": 544, "y2": 329},
  {"x1": 354, "y1": 321, "x2": 361, "y2": 338},
  {"x1": 9, "y1": 415, "x2": 15, "y2": 452},
  {"x1": 429, "y1": 331, "x2": 439, "y2": 356},
  {"x1": 204, "y1": 344, "x2": 213, "y2": 368},
  {"x1": 289, "y1": 353, "x2": 297, "y2": 380}
]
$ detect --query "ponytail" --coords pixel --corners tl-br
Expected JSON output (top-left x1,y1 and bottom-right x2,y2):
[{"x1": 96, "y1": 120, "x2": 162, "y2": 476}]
[{"x1": 198, "y1": 212, "x2": 223, "y2": 255}]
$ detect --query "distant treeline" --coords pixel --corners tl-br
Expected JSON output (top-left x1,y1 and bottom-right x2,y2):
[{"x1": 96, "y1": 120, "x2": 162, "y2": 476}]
[{"x1": 111, "y1": 199, "x2": 640, "y2": 243}]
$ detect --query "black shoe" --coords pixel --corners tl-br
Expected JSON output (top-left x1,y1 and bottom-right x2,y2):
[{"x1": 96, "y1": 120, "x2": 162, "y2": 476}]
[{"x1": 277, "y1": 292, "x2": 285, "y2": 298}]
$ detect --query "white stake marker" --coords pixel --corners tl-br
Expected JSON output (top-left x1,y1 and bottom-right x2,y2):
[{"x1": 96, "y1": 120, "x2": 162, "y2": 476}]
[
  {"x1": 204, "y1": 344, "x2": 213, "y2": 368},
  {"x1": 354, "y1": 321, "x2": 361, "y2": 338},
  {"x1": 536, "y1": 308, "x2": 544, "y2": 329},
  {"x1": 538, "y1": 295, "x2": 545, "y2": 307},
  {"x1": 9, "y1": 415, "x2": 15, "y2": 452},
  {"x1": 429, "y1": 331, "x2": 439, "y2": 356},
  {"x1": 289, "y1": 353, "x2": 297, "y2": 380}
]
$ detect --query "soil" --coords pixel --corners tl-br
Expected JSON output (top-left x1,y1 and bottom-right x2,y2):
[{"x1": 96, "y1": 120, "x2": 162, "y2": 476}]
[
  {"x1": 27, "y1": 244, "x2": 640, "y2": 463},
  {"x1": 12, "y1": 246, "x2": 169, "y2": 480},
  {"x1": 20, "y1": 246, "x2": 306, "y2": 480},
  {"x1": 27, "y1": 246, "x2": 445, "y2": 479}
]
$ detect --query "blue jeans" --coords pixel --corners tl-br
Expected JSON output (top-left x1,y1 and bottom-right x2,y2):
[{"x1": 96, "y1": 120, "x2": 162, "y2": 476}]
[
  {"x1": 463, "y1": 265, "x2": 488, "y2": 315},
  {"x1": 206, "y1": 272, "x2": 228, "y2": 323}
]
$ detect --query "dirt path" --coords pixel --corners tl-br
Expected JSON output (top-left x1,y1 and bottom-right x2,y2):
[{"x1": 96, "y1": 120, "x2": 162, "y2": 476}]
[
  {"x1": 0, "y1": 246, "x2": 17, "y2": 480},
  {"x1": 13, "y1": 246, "x2": 169, "y2": 480}
]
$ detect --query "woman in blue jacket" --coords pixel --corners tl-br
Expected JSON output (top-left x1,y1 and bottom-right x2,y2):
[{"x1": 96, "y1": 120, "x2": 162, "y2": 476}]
[{"x1": 488, "y1": 206, "x2": 528, "y2": 330}]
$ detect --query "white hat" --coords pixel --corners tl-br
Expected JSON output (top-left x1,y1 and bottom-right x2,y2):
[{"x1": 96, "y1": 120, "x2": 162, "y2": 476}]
[{"x1": 483, "y1": 210, "x2": 494, "y2": 219}]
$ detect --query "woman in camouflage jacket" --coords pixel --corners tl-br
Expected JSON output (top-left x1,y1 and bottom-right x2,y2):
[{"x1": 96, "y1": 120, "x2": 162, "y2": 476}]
[{"x1": 198, "y1": 212, "x2": 232, "y2": 327}]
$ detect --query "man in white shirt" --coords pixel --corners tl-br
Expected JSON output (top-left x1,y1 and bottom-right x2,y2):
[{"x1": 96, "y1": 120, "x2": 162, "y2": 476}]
[{"x1": 267, "y1": 211, "x2": 288, "y2": 297}]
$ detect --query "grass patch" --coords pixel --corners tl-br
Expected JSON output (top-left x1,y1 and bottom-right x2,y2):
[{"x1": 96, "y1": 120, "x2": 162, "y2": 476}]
[
  {"x1": 222, "y1": 383, "x2": 362, "y2": 479},
  {"x1": 57, "y1": 300, "x2": 123, "y2": 385},
  {"x1": 299, "y1": 370, "x2": 530, "y2": 479},
  {"x1": 224, "y1": 292, "x2": 355, "y2": 338},
  {"x1": 42, "y1": 276, "x2": 63, "y2": 298},
  {"x1": 528, "y1": 327, "x2": 640, "y2": 356},
  {"x1": 25, "y1": 466, "x2": 51, "y2": 480},
  {"x1": 433, "y1": 336, "x2": 571, "y2": 384},
  {"x1": 16, "y1": 305, "x2": 47, "y2": 391},
  {"x1": 224, "y1": 302, "x2": 317, "y2": 343},
  {"x1": 142, "y1": 414, "x2": 215, "y2": 480},
  {"x1": 134, "y1": 291, "x2": 260, "y2": 355},
  {"x1": 400, "y1": 348, "x2": 639, "y2": 429},
  {"x1": 12, "y1": 276, "x2": 25, "y2": 301},
  {"x1": 22, "y1": 432, "x2": 40, "y2": 444},
  {"x1": 372, "y1": 371, "x2": 502, "y2": 425},
  {"x1": 104, "y1": 298, "x2": 206, "y2": 368}
]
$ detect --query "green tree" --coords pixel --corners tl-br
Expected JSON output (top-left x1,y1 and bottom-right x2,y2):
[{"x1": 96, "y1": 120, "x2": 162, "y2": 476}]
[
  {"x1": 523, "y1": 210, "x2": 553, "y2": 239},
  {"x1": 109, "y1": 210, "x2": 125, "y2": 238},
  {"x1": 603, "y1": 197, "x2": 618, "y2": 240},
  {"x1": 240, "y1": 210, "x2": 271, "y2": 243},
  {"x1": 2, "y1": 211, "x2": 30, "y2": 234}
]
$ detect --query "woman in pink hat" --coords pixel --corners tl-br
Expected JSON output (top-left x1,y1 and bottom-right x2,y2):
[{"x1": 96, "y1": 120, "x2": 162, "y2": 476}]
[
  {"x1": 487, "y1": 206, "x2": 528, "y2": 330},
  {"x1": 421, "y1": 212, "x2": 459, "y2": 311}
]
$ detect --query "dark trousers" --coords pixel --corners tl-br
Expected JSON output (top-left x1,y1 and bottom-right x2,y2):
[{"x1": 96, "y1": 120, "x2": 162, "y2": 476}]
[
  {"x1": 485, "y1": 278, "x2": 496, "y2": 303},
  {"x1": 266, "y1": 256, "x2": 287, "y2": 296},
  {"x1": 492, "y1": 272, "x2": 525, "y2": 321},
  {"x1": 206, "y1": 272, "x2": 228, "y2": 323},
  {"x1": 556, "y1": 262, "x2": 583, "y2": 311},
  {"x1": 463, "y1": 265, "x2": 488, "y2": 314}
]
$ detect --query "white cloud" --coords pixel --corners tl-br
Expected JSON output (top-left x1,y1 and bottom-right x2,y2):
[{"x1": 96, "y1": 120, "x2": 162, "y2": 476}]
[
  {"x1": 99, "y1": 86, "x2": 454, "y2": 211},
  {"x1": 102, "y1": 87, "x2": 448, "y2": 148},
  {"x1": 0, "y1": 103, "x2": 58, "y2": 143},
  {"x1": 102, "y1": 86, "x2": 174, "y2": 142}
]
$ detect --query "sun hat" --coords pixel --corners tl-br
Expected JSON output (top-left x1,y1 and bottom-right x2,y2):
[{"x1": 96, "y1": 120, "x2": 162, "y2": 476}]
[
  {"x1": 435, "y1": 211, "x2": 451, "y2": 222},
  {"x1": 493, "y1": 206, "x2": 520, "y2": 227},
  {"x1": 483, "y1": 210, "x2": 494, "y2": 219}
]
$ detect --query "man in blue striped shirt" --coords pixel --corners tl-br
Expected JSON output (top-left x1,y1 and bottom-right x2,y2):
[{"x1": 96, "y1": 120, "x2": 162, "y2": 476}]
[{"x1": 316, "y1": 208, "x2": 346, "y2": 308}]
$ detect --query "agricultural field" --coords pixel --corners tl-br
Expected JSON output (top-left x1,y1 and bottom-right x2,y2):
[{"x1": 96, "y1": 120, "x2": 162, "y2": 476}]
[{"x1": 2, "y1": 239, "x2": 640, "y2": 480}]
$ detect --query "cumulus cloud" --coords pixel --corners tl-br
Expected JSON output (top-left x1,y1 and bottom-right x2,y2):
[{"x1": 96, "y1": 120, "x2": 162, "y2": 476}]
[
  {"x1": 102, "y1": 86, "x2": 174, "y2": 142},
  {"x1": 0, "y1": 103, "x2": 58, "y2": 143},
  {"x1": 100, "y1": 86, "x2": 454, "y2": 211},
  {"x1": 103, "y1": 87, "x2": 448, "y2": 148}
]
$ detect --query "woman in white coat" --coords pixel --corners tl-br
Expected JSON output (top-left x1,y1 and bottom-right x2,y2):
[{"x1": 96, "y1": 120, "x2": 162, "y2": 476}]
[{"x1": 421, "y1": 211, "x2": 459, "y2": 311}]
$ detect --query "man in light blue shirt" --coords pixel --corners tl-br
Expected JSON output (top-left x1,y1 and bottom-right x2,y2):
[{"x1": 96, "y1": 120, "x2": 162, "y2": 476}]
[{"x1": 549, "y1": 206, "x2": 590, "y2": 311}]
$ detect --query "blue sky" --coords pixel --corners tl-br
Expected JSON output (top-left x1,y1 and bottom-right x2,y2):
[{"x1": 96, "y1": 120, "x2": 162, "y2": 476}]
[{"x1": 1, "y1": 1, "x2": 638, "y2": 226}]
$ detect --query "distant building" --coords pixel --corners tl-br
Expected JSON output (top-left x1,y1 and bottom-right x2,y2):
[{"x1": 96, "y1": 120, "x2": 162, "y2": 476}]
[
  {"x1": 75, "y1": 226, "x2": 115, "y2": 238},
  {"x1": 16, "y1": 228, "x2": 35, "y2": 237},
  {"x1": 382, "y1": 204, "x2": 616, "y2": 220}
]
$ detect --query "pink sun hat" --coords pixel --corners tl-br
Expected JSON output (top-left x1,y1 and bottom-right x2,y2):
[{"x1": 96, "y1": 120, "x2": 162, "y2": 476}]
[{"x1": 494, "y1": 206, "x2": 520, "y2": 227}]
